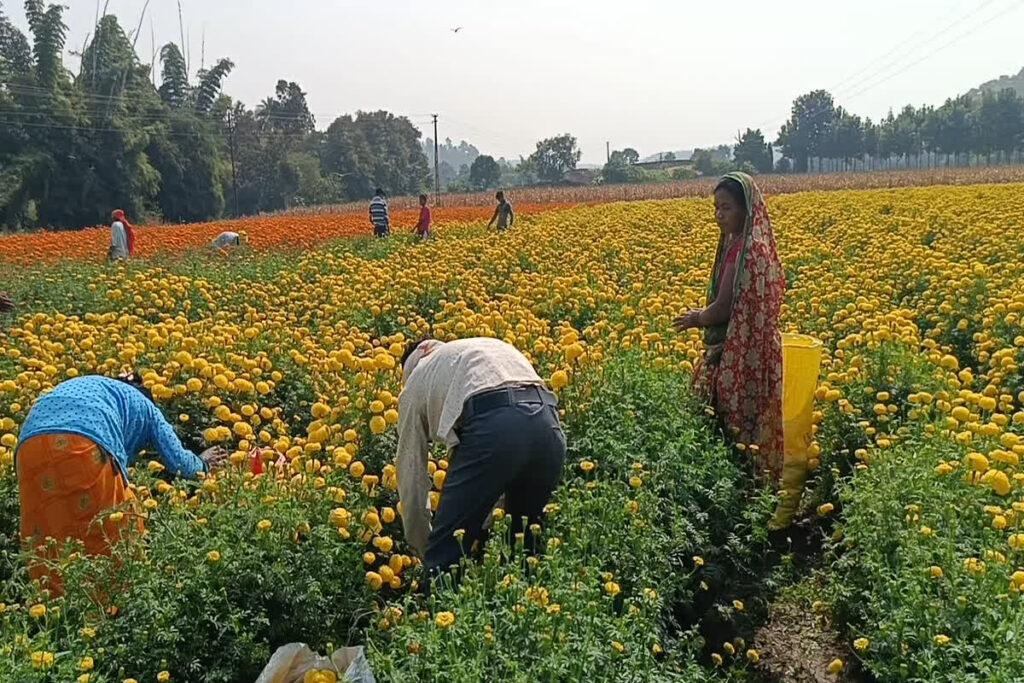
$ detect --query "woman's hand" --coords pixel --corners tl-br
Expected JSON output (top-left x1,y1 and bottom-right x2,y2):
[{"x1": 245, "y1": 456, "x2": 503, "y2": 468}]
[
  {"x1": 199, "y1": 446, "x2": 230, "y2": 470},
  {"x1": 674, "y1": 310, "x2": 702, "y2": 332}
]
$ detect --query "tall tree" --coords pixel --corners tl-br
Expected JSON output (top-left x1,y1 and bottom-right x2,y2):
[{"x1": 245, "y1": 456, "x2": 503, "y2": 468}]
[
  {"x1": 936, "y1": 96, "x2": 973, "y2": 165},
  {"x1": 776, "y1": 90, "x2": 836, "y2": 172},
  {"x1": 831, "y1": 108, "x2": 864, "y2": 170},
  {"x1": 528, "y1": 133, "x2": 581, "y2": 184},
  {"x1": 157, "y1": 43, "x2": 189, "y2": 107},
  {"x1": 23, "y1": 0, "x2": 67, "y2": 91},
  {"x1": 469, "y1": 154, "x2": 501, "y2": 190},
  {"x1": 322, "y1": 110, "x2": 429, "y2": 200},
  {"x1": 193, "y1": 58, "x2": 234, "y2": 115},
  {"x1": 256, "y1": 80, "x2": 315, "y2": 136},
  {"x1": 733, "y1": 128, "x2": 773, "y2": 173}
]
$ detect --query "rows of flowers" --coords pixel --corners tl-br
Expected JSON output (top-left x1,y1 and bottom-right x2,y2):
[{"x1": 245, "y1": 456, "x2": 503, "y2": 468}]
[{"x1": 0, "y1": 181, "x2": 1022, "y2": 680}]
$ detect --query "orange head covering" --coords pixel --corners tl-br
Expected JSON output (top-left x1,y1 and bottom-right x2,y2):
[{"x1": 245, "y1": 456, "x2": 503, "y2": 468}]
[{"x1": 112, "y1": 209, "x2": 136, "y2": 256}]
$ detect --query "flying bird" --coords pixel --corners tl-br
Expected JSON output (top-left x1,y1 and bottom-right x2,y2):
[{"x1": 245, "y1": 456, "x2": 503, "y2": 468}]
[{"x1": 450, "y1": 27, "x2": 463, "y2": 33}]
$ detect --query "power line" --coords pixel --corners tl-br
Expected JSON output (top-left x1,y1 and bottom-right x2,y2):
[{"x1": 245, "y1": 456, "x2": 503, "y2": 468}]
[
  {"x1": 826, "y1": 0, "x2": 989, "y2": 96},
  {"x1": 840, "y1": 0, "x2": 1023, "y2": 103},
  {"x1": 750, "y1": 0, "x2": 1021, "y2": 136}
]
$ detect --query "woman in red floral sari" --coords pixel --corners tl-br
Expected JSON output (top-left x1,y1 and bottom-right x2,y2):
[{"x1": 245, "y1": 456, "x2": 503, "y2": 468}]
[{"x1": 675, "y1": 172, "x2": 785, "y2": 483}]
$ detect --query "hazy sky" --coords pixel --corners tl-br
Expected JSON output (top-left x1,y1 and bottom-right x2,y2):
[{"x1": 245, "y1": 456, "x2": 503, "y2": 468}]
[{"x1": 7, "y1": 0, "x2": 1024, "y2": 163}]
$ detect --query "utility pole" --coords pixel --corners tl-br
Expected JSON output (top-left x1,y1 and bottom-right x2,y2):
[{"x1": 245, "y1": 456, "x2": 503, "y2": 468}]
[
  {"x1": 432, "y1": 114, "x2": 440, "y2": 207},
  {"x1": 227, "y1": 109, "x2": 239, "y2": 217},
  {"x1": 606, "y1": 141, "x2": 610, "y2": 163}
]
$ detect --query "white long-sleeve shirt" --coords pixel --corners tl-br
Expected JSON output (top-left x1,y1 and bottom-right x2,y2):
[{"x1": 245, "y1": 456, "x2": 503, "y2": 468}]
[
  {"x1": 110, "y1": 221, "x2": 128, "y2": 259},
  {"x1": 396, "y1": 337, "x2": 543, "y2": 557}
]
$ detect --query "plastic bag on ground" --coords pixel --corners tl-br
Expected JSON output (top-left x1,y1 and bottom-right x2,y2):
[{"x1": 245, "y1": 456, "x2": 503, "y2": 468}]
[
  {"x1": 255, "y1": 643, "x2": 375, "y2": 683},
  {"x1": 768, "y1": 333, "x2": 823, "y2": 531}
]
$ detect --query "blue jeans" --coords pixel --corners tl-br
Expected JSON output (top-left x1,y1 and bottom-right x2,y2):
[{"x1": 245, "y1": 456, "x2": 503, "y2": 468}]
[{"x1": 425, "y1": 388, "x2": 566, "y2": 576}]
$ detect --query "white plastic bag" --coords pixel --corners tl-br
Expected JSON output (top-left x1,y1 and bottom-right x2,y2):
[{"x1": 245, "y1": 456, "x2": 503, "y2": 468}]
[{"x1": 255, "y1": 643, "x2": 375, "y2": 683}]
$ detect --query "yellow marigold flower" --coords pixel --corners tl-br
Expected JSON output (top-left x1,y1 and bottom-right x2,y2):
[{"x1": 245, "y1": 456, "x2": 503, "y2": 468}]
[
  {"x1": 828, "y1": 658, "x2": 843, "y2": 674},
  {"x1": 934, "y1": 634, "x2": 951, "y2": 646},
  {"x1": 733, "y1": 599, "x2": 744, "y2": 611},
  {"x1": 551, "y1": 370, "x2": 569, "y2": 389},
  {"x1": 611, "y1": 640, "x2": 625, "y2": 653},
  {"x1": 435, "y1": 610, "x2": 456, "y2": 628},
  {"x1": 157, "y1": 672, "x2": 171, "y2": 683},
  {"x1": 257, "y1": 519, "x2": 272, "y2": 532},
  {"x1": 711, "y1": 652, "x2": 723, "y2": 665},
  {"x1": 990, "y1": 470, "x2": 1012, "y2": 496},
  {"x1": 206, "y1": 550, "x2": 221, "y2": 563},
  {"x1": 963, "y1": 557, "x2": 986, "y2": 574},
  {"x1": 966, "y1": 451, "x2": 989, "y2": 472},
  {"x1": 853, "y1": 637, "x2": 869, "y2": 651},
  {"x1": 746, "y1": 649, "x2": 759, "y2": 663},
  {"x1": 818, "y1": 502, "x2": 834, "y2": 515},
  {"x1": 303, "y1": 671, "x2": 337, "y2": 683},
  {"x1": 604, "y1": 580, "x2": 621, "y2": 595},
  {"x1": 31, "y1": 650, "x2": 55, "y2": 669},
  {"x1": 29, "y1": 603, "x2": 46, "y2": 618},
  {"x1": 369, "y1": 416, "x2": 387, "y2": 435},
  {"x1": 365, "y1": 571, "x2": 383, "y2": 590},
  {"x1": 79, "y1": 656, "x2": 94, "y2": 671},
  {"x1": 579, "y1": 459, "x2": 596, "y2": 473}
]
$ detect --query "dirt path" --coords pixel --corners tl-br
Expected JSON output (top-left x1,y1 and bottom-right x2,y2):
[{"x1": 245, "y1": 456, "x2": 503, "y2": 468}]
[{"x1": 753, "y1": 597, "x2": 867, "y2": 683}]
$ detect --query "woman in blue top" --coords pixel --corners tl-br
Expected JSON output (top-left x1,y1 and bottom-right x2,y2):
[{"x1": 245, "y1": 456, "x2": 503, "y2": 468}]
[{"x1": 16, "y1": 374, "x2": 225, "y2": 590}]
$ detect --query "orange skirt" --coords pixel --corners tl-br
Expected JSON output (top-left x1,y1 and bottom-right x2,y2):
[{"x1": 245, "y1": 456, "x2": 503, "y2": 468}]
[{"x1": 17, "y1": 433, "x2": 142, "y2": 592}]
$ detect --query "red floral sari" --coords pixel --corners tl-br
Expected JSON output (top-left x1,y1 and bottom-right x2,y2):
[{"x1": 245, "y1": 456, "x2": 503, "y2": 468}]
[{"x1": 694, "y1": 172, "x2": 785, "y2": 483}]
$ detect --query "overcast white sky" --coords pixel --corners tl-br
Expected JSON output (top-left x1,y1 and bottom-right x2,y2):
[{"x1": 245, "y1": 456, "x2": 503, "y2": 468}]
[{"x1": 7, "y1": 0, "x2": 1024, "y2": 163}]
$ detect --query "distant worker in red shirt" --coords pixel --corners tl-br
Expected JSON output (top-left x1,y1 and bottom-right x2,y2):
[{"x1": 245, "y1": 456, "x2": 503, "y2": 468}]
[{"x1": 414, "y1": 193, "x2": 432, "y2": 239}]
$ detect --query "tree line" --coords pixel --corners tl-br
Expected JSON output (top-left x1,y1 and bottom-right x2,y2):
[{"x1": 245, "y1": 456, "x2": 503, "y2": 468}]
[
  {"x1": 0, "y1": 2, "x2": 429, "y2": 231},
  {"x1": 603, "y1": 83, "x2": 1024, "y2": 182}
]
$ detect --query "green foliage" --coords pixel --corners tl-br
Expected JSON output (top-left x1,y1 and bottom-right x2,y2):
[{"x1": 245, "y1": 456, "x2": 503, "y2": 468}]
[
  {"x1": 775, "y1": 84, "x2": 1024, "y2": 170},
  {"x1": 733, "y1": 129, "x2": 773, "y2": 174},
  {"x1": 691, "y1": 149, "x2": 733, "y2": 177},
  {"x1": 469, "y1": 154, "x2": 501, "y2": 190},
  {"x1": 528, "y1": 134, "x2": 581, "y2": 184},
  {"x1": 0, "y1": 466, "x2": 370, "y2": 682},
  {"x1": 827, "y1": 438, "x2": 1024, "y2": 682},
  {"x1": 322, "y1": 111, "x2": 431, "y2": 201},
  {"x1": 366, "y1": 357, "x2": 772, "y2": 681}
]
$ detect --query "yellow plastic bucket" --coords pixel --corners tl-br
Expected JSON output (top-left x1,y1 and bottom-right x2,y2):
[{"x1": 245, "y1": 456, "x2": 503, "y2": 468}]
[{"x1": 769, "y1": 333, "x2": 824, "y2": 530}]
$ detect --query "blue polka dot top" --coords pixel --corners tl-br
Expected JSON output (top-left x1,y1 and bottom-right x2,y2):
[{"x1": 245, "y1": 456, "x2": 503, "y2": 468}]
[{"x1": 16, "y1": 376, "x2": 206, "y2": 480}]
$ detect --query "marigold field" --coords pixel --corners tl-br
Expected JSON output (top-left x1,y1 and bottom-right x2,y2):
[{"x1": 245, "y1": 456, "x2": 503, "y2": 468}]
[{"x1": 2, "y1": 179, "x2": 1024, "y2": 681}]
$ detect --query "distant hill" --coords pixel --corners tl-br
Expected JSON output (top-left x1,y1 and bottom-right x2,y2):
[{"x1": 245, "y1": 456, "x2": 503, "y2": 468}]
[
  {"x1": 640, "y1": 150, "x2": 693, "y2": 163},
  {"x1": 424, "y1": 138, "x2": 480, "y2": 170},
  {"x1": 967, "y1": 66, "x2": 1024, "y2": 100}
]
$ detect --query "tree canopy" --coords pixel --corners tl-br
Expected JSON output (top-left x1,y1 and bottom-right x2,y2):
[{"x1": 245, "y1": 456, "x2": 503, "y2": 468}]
[
  {"x1": 0, "y1": 3, "x2": 431, "y2": 231},
  {"x1": 469, "y1": 155, "x2": 501, "y2": 190},
  {"x1": 527, "y1": 134, "x2": 581, "y2": 184}
]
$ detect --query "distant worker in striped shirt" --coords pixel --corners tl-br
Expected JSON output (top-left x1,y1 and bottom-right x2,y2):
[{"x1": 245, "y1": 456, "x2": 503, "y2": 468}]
[{"x1": 369, "y1": 188, "x2": 390, "y2": 237}]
